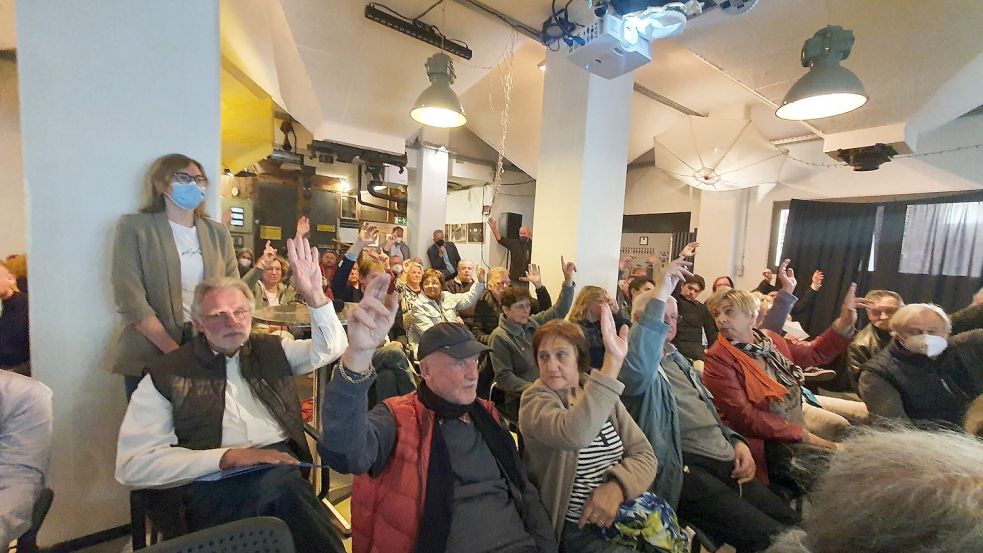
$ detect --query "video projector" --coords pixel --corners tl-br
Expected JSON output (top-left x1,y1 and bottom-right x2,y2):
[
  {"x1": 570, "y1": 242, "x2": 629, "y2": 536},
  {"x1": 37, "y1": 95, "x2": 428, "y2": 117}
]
[{"x1": 565, "y1": 1, "x2": 696, "y2": 79}]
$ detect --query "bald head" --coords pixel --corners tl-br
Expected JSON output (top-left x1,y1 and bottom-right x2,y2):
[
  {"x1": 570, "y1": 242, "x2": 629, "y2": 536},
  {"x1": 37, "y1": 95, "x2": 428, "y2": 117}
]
[{"x1": 519, "y1": 226, "x2": 531, "y2": 240}]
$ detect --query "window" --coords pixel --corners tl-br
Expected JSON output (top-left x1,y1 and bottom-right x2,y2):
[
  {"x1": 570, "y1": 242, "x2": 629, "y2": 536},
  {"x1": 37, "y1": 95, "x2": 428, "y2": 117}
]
[
  {"x1": 899, "y1": 200, "x2": 983, "y2": 276},
  {"x1": 773, "y1": 208, "x2": 790, "y2": 268}
]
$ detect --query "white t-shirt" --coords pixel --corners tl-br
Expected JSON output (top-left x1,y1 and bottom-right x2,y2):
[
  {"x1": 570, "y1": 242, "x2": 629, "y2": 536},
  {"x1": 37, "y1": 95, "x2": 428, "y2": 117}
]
[{"x1": 169, "y1": 221, "x2": 204, "y2": 322}]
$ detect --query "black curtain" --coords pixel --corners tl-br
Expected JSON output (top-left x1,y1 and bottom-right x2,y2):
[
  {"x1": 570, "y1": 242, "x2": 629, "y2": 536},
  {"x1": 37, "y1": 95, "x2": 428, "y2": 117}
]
[
  {"x1": 866, "y1": 192, "x2": 983, "y2": 313},
  {"x1": 780, "y1": 199, "x2": 878, "y2": 337}
]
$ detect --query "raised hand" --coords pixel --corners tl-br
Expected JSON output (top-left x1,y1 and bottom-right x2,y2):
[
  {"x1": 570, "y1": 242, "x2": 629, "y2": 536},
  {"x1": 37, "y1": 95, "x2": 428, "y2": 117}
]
[
  {"x1": 342, "y1": 270, "x2": 399, "y2": 373},
  {"x1": 834, "y1": 283, "x2": 873, "y2": 333},
  {"x1": 811, "y1": 270, "x2": 825, "y2": 291},
  {"x1": 599, "y1": 303, "x2": 630, "y2": 378},
  {"x1": 358, "y1": 222, "x2": 378, "y2": 246},
  {"x1": 286, "y1": 235, "x2": 327, "y2": 308},
  {"x1": 655, "y1": 257, "x2": 694, "y2": 301},
  {"x1": 486, "y1": 217, "x2": 498, "y2": 229},
  {"x1": 561, "y1": 256, "x2": 577, "y2": 284},
  {"x1": 776, "y1": 259, "x2": 796, "y2": 294},
  {"x1": 476, "y1": 266, "x2": 487, "y2": 283},
  {"x1": 679, "y1": 241, "x2": 700, "y2": 259},
  {"x1": 521, "y1": 263, "x2": 542, "y2": 288},
  {"x1": 296, "y1": 216, "x2": 310, "y2": 239},
  {"x1": 383, "y1": 233, "x2": 396, "y2": 251},
  {"x1": 256, "y1": 240, "x2": 277, "y2": 270},
  {"x1": 618, "y1": 254, "x2": 635, "y2": 272},
  {"x1": 762, "y1": 268, "x2": 774, "y2": 283}
]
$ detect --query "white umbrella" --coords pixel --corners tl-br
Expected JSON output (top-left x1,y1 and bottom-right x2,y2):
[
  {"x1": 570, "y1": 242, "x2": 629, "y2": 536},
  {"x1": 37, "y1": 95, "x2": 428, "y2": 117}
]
[{"x1": 653, "y1": 115, "x2": 786, "y2": 191}]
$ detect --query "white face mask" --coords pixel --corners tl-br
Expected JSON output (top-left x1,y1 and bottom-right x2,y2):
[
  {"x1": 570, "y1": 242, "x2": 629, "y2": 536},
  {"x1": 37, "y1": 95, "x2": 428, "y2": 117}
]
[
  {"x1": 392, "y1": 264, "x2": 403, "y2": 275},
  {"x1": 238, "y1": 258, "x2": 252, "y2": 268},
  {"x1": 903, "y1": 334, "x2": 948, "y2": 357},
  {"x1": 395, "y1": 236, "x2": 402, "y2": 244}
]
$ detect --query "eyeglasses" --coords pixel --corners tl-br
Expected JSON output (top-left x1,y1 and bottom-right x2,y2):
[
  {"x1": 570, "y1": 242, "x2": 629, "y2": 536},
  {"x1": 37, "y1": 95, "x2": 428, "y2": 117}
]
[
  {"x1": 202, "y1": 308, "x2": 252, "y2": 325},
  {"x1": 172, "y1": 171, "x2": 209, "y2": 186}
]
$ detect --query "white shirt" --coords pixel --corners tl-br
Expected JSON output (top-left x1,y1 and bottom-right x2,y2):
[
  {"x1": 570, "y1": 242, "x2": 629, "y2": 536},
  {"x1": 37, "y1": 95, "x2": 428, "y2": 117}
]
[
  {"x1": 0, "y1": 372, "x2": 52, "y2": 547},
  {"x1": 169, "y1": 221, "x2": 204, "y2": 322},
  {"x1": 115, "y1": 303, "x2": 347, "y2": 489}
]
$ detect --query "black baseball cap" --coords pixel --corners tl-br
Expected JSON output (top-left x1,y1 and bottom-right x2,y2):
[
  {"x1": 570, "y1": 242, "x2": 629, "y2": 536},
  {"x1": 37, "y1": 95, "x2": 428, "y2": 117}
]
[{"x1": 418, "y1": 323, "x2": 490, "y2": 360}]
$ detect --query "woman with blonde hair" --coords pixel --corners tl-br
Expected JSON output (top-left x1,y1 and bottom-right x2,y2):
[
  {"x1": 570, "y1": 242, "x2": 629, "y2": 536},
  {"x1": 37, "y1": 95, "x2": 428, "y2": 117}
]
[
  {"x1": 568, "y1": 285, "x2": 631, "y2": 369},
  {"x1": 110, "y1": 153, "x2": 266, "y2": 399}
]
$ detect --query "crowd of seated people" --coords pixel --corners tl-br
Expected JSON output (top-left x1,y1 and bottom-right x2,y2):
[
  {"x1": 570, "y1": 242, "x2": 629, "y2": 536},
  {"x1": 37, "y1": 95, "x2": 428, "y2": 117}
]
[{"x1": 7, "y1": 151, "x2": 983, "y2": 553}]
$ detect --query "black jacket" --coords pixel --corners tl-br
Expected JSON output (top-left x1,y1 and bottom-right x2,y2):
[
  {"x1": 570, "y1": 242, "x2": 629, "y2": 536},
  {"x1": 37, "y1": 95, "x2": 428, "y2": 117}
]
[
  {"x1": 951, "y1": 303, "x2": 983, "y2": 335},
  {"x1": 671, "y1": 290, "x2": 717, "y2": 361},
  {"x1": 859, "y1": 331, "x2": 983, "y2": 426},
  {"x1": 426, "y1": 241, "x2": 462, "y2": 281},
  {"x1": 497, "y1": 236, "x2": 532, "y2": 283},
  {"x1": 846, "y1": 323, "x2": 893, "y2": 391}
]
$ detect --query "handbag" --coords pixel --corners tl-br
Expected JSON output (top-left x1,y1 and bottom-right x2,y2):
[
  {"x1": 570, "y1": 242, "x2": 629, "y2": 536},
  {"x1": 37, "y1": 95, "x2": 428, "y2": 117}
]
[{"x1": 600, "y1": 492, "x2": 689, "y2": 553}]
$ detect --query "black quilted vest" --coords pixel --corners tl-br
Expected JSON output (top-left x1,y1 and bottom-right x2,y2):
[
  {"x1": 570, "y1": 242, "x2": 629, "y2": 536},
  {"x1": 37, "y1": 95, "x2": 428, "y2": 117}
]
[{"x1": 147, "y1": 333, "x2": 311, "y2": 464}]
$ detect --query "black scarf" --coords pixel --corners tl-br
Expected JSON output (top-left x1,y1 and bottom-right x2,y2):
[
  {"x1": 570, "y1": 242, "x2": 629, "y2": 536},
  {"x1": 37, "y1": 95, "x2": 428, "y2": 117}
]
[
  {"x1": 414, "y1": 381, "x2": 526, "y2": 553},
  {"x1": 731, "y1": 328, "x2": 803, "y2": 389}
]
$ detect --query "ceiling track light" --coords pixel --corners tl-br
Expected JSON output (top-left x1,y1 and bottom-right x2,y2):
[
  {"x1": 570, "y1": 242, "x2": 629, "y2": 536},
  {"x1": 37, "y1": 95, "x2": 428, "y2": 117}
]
[
  {"x1": 776, "y1": 25, "x2": 868, "y2": 121},
  {"x1": 364, "y1": 4, "x2": 473, "y2": 60},
  {"x1": 410, "y1": 52, "x2": 467, "y2": 128}
]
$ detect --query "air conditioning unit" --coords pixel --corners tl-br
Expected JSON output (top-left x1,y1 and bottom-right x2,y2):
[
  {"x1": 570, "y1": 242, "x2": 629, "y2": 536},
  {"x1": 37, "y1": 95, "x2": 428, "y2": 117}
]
[{"x1": 565, "y1": 14, "x2": 653, "y2": 79}]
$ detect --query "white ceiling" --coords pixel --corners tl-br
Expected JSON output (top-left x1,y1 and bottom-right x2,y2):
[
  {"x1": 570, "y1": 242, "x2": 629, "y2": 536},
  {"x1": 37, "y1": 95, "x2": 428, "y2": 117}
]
[
  {"x1": 7, "y1": 0, "x2": 977, "y2": 177},
  {"x1": 218, "y1": 0, "x2": 983, "y2": 177}
]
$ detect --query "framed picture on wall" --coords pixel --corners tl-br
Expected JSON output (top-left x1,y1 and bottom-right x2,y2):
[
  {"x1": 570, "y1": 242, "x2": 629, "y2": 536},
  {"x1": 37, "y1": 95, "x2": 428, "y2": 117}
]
[
  {"x1": 468, "y1": 223, "x2": 484, "y2": 243},
  {"x1": 639, "y1": 236, "x2": 649, "y2": 246}
]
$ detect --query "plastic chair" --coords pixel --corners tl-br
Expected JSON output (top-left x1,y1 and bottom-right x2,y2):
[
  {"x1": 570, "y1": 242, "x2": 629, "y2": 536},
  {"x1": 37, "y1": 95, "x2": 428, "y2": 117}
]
[
  {"x1": 139, "y1": 517, "x2": 294, "y2": 553},
  {"x1": 15, "y1": 487, "x2": 54, "y2": 553}
]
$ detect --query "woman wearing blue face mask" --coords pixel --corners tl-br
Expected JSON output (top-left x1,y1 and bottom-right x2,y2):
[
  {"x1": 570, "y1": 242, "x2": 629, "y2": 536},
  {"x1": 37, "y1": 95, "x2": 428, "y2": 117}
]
[
  {"x1": 110, "y1": 153, "x2": 261, "y2": 400},
  {"x1": 858, "y1": 303, "x2": 983, "y2": 428}
]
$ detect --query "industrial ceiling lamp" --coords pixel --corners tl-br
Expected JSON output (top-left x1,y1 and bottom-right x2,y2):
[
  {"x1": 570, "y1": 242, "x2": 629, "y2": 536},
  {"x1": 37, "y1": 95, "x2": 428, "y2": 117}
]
[
  {"x1": 410, "y1": 52, "x2": 467, "y2": 128},
  {"x1": 776, "y1": 25, "x2": 867, "y2": 121}
]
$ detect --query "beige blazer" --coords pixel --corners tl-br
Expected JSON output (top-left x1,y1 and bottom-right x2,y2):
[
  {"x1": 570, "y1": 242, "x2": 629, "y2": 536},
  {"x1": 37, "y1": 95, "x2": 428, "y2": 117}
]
[
  {"x1": 519, "y1": 370, "x2": 658, "y2": 540},
  {"x1": 109, "y1": 211, "x2": 249, "y2": 376}
]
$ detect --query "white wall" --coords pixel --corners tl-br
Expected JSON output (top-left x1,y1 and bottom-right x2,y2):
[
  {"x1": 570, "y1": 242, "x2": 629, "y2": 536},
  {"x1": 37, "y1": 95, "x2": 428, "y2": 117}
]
[
  {"x1": 446, "y1": 181, "x2": 536, "y2": 270},
  {"x1": 17, "y1": 1, "x2": 221, "y2": 544},
  {"x1": 624, "y1": 165, "x2": 701, "y2": 229},
  {"x1": 0, "y1": 59, "x2": 25, "y2": 258}
]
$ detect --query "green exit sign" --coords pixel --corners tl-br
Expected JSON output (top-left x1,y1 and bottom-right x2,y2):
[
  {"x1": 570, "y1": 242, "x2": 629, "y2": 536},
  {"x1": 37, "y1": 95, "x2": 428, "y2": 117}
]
[{"x1": 395, "y1": 216, "x2": 407, "y2": 225}]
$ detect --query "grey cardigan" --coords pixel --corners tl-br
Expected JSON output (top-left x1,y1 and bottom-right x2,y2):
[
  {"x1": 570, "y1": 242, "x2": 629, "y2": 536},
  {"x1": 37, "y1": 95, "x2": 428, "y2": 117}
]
[
  {"x1": 109, "y1": 211, "x2": 247, "y2": 376},
  {"x1": 519, "y1": 370, "x2": 658, "y2": 539}
]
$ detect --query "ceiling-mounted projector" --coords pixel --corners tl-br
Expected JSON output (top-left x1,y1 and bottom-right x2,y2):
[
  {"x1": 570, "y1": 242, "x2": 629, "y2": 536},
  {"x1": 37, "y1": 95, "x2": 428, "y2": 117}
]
[{"x1": 566, "y1": 2, "x2": 697, "y2": 79}]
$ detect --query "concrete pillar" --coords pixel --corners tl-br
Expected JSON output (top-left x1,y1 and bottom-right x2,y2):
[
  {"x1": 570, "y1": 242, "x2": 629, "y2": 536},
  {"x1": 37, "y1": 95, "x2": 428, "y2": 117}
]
[
  {"x1": 532, "y1": 51, "x2": 634, "y2": 294},
  {"x1": 17, "y1": 0, "x2": 220, "y2": 543},
  {"x1": 693, "y1": 188, "x2": 751, "y2": 288},
  {"x1": 407, "y1": 129, "x2": 450, "y2": 267}
]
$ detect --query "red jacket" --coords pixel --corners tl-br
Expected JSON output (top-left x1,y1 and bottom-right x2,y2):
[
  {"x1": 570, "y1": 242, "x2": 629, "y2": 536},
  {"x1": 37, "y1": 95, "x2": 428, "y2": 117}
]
[
  {"x1": 350, "y1": 393, "x2": 498, "y2": 553},
  {"x1": 703, "y1": 327, "x2": 849, "y2": 483}
]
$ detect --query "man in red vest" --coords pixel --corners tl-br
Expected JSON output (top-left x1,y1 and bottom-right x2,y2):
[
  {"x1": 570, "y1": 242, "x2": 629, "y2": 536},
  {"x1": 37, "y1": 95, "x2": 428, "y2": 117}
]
[{"x1": 322, "y1": 274, "x2": 557, "y2": 553}]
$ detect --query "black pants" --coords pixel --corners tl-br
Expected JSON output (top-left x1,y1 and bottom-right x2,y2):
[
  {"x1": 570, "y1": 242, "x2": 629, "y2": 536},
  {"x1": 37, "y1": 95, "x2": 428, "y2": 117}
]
[
  {"x1": 764, "y1": 441, "x2": 830, "y2": 497},
  {"x1": 676, "y1": 452, "x2": 799, "y2": 553},
  {"x1": 183, "y1": 443, "x2": 344, "y2": 553}
]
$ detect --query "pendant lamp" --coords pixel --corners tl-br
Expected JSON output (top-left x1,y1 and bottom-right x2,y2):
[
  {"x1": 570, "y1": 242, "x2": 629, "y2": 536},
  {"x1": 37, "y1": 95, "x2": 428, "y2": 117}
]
[
  {"x1": 776, "y1": 25, "x2": 867, "y2": 121},
  {"x1": 410, "y1": 52, "x2": 467, "y2": 128}
]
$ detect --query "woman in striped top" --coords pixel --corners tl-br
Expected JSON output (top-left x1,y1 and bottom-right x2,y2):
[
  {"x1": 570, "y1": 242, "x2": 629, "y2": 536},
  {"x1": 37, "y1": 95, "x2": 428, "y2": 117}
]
[{"x1": 519, "y1": 305, "x2": 658, "y2": 551}]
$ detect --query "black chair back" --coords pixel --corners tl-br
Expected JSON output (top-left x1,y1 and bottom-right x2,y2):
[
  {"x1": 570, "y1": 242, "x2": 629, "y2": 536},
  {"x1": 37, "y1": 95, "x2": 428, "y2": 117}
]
[{"x1": 139, "y1": 517, "x2": 294, "y2": 553}]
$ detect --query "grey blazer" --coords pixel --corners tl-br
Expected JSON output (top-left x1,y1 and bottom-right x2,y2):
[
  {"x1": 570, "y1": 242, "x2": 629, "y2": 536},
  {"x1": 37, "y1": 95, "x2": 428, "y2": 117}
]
[{"x1": 109, "y1": 211, "x2": 250, "y2": 376}]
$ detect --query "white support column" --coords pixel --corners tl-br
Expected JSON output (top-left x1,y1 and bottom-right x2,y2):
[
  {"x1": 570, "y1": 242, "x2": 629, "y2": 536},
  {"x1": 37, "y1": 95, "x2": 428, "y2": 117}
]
[
  {"x1": 407, "y1": 136, "x2": 450, "y2": 268},
  {"x1": 532, "y1": 51, "x2": 634, "y2": 294},
  {"x1": 17, "y1": 0, "x2": 221, "y2": 544}
]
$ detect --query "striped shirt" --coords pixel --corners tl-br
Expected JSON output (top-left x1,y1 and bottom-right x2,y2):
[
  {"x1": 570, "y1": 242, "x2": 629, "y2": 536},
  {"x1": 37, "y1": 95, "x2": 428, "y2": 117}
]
[{"x1": 565, "y1": 420, "x2": 624, "y2": 522}]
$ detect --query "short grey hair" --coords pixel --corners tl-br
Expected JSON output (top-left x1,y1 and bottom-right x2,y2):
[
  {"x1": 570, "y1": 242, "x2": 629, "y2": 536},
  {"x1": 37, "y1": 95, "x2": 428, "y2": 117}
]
[
  {"x1": 191, "y1": 277, "x2": 254, "y2": 321},
  {"x1": 765, "y1": 427, "x2": 983, "y2": 553},
  {"x1": 457, "y1": 259, "x2": 474, "y2": 270},
  {"x1": 889, "y1": 303, "x2": 951, "y2": 335}
]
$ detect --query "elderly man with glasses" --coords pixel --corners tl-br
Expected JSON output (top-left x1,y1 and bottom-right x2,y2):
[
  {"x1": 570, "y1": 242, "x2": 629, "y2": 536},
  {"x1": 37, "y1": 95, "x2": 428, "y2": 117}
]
[{"x1": 114, "y1": 234, "x2": 348, "y2": 553}]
